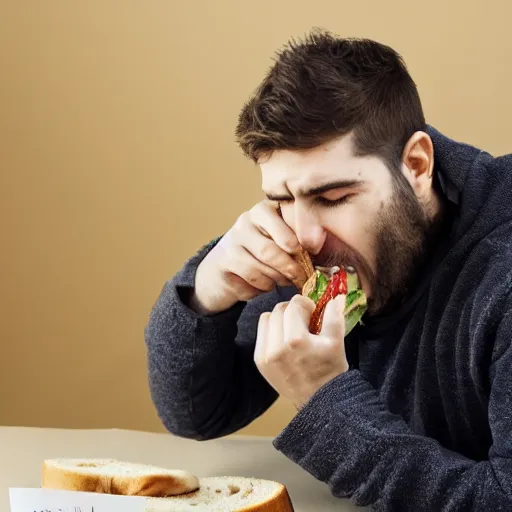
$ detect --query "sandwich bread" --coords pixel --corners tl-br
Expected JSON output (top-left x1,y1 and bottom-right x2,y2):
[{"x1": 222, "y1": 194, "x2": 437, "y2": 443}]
[{"x1": 293, "y1": 246, "x2": 367, "y2": 335}]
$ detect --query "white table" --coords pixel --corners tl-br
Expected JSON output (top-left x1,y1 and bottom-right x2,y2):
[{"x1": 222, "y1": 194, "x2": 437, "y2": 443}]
[{"x1": 0, "y1": 426, "x2": 366, "y2": 511}]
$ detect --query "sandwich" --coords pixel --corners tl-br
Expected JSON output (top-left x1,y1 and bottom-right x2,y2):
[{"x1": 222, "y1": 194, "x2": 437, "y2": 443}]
[
  {"x1": 293, "y1": 247, "x2": 367, "y2": 335},
  {"x1": 42, "y1": 458, "x2": 294, "y2": 511}
]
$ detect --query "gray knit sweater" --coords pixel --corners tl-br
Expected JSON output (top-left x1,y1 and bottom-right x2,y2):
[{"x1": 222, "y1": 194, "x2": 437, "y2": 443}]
[{"x1": 145, "y1": 126, "x2": 512, "y2": 511}]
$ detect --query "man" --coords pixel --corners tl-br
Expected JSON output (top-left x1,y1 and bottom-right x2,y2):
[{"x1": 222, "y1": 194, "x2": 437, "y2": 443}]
[{"x1": 145, "y1": 29, "x2": 512, "y2": 510}]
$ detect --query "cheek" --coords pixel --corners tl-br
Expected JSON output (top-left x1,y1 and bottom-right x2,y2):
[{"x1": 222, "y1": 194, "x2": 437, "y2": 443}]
[
  {"x1": 322, "y1": 205, "x2": 367, "y2": 242},
  {"x1": 321, "y1": 204, "x2": 380, "y2": 268}
]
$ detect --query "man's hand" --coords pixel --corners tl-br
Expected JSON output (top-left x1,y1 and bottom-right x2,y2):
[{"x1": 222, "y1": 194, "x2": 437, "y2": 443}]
[
  {"x1": 254, "y1": 294, "x2": 349, "y2": 409},
  {"x1": 190, "y1": 201, "x2": 308, "y2": 315}
]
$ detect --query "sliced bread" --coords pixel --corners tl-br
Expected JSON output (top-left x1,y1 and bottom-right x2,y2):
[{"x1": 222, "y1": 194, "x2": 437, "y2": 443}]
[
  {"x1": 146, "y1": 476, "x2": 293, "y2": 512},
  {"x1": 42, "y1": 458, "x2": 200, "y2": 497},
  {"x1": 41, "y1": 458, "x2": 294, "y2": 511}
]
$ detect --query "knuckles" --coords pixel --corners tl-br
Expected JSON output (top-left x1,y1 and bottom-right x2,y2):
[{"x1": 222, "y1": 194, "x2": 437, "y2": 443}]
[
  {"x1": 250, "y1": 201, "x2": 271, "y2": 218},
  {"x1": 289, "y1": 293, "x2": 315, "y2": 312},
  {"x1": 286, "y1": 336, "x2": 305, "y2": 350},
  {"x1": 245, "y1": 270, "x2": 272, "y2": 290},
  {"x1": 232, "y1": 212, "x2": 250, "y2": 235},
  {"x1": 256, "y1": 241, "x2": 274, "y2": 263},
  {"x1": 263, "y1": 350, "x2": 286, "y2": 365},
  {"x1": 286, "y1": 265, "x2": 299, "y2": 281},
  {"x1": 272, "y1": 301, "x2": 289, "y2": 313}
]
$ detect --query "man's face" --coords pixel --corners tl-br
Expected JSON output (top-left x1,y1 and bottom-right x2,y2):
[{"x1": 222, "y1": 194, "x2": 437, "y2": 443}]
[{"x1": 260, "y1": 133, "x2": 435, "y2": 315}]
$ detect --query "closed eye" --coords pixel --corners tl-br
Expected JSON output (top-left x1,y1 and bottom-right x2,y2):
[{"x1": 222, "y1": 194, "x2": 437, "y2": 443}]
[{"x1": 315, "y1": 195, "x2": 352, "y2": 208}]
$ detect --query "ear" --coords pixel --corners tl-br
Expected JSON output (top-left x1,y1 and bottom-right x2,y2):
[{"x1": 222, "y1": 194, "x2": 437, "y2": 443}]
[{"x1": 400, "y1": 131, "x2": 435, "y2": 200}]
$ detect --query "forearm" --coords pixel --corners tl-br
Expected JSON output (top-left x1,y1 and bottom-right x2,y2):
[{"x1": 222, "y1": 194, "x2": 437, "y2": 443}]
[
  {"x1": 274, "y1": 370, "x2": 512, "y2": 511},
  {"x1": 144, "y1": 242, "x2": 278, "y2": 440}
]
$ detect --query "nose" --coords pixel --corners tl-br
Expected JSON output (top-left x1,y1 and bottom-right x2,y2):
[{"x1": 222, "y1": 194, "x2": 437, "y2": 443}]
[{"x1": 293, "y1": 204, "x2": 326, "y2": 256}]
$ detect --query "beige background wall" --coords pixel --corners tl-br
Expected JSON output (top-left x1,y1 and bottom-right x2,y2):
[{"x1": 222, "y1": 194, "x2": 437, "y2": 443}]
[{"x1": 1, "y1": 1, "x2": 511, "y2": 436}]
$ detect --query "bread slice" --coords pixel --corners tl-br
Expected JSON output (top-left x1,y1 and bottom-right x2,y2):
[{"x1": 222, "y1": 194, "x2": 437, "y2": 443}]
[
  {"x1": 292, "y1": 246, "x2": 315, "y2": 289},
  {"x1": 146, "y1": 476, "x2": 293, "y2": 512},
  {"x1": 42, "y1": 458, "x2": 200, "y2": 497},
  {"x1": 41, "y1": 459, "x2": 294, "y2": 511}
]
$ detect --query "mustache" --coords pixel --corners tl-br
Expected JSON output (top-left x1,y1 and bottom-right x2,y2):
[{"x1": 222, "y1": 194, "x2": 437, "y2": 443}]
[
  {"x1": 312, "y1": 242, "x2": 360, "y2": 270},
  {"x1": 311, "y1": 236, "x2": 375, "y2": 288}
]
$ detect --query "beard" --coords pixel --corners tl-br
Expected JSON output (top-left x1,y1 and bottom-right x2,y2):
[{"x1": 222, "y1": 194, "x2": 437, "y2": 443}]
[{"x1": 313, "y1": 173, "x2": 444, "y2": 316}]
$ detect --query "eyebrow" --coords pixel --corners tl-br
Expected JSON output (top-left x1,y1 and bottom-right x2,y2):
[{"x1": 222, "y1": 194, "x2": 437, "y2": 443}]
[{"x1": 264, "y1": 179, "x2": 364, "y2": 201}]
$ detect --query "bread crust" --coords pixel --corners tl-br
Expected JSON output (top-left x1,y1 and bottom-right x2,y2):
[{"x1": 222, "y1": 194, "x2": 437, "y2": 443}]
[
  {"x1": 42, "y1": 460, "x2": 200, "y2": 497},
  {"x1": 292, "y1": 246, "x2": 315, "y2": 289},
  {"x1": 42, "y1": 460, "x2": 294, "y2": 510},
  {"x1": 236, "y1": 482, "x2": 294, "y2": 512},
  {"x1": 147, "y1": 477, "x2": 295, "y2": 511}
]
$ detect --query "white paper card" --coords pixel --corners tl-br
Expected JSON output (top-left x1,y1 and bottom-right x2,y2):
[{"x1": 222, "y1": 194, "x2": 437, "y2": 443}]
[{"x1": 9, "y1": 488, "x2": 147, "y2": 512}]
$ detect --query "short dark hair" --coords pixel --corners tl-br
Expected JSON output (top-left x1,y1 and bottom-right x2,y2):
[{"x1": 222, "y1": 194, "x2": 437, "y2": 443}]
[{"x1": 235, "y1": 29, "x2": 426, "y2": 171}]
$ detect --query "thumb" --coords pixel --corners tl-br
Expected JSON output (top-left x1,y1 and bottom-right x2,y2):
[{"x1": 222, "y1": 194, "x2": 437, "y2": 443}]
[{"x1": 320, "y1": 294, "x2": 346, "y2": 341}]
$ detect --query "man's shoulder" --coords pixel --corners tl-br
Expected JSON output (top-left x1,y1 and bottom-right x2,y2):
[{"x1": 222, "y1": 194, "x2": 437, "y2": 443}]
[
  {"x1": 466, "y1": 221, "x2": 512, "y2": 282},
  {"x1": 457, "y1": 229, "x2": 512, "y2": 328},
  {"x1": 493, "y1": 151, "x2": 512, "y2": 166},
  {"x1": 476, "y1": 219, "x2": 512, "y2": 258}
]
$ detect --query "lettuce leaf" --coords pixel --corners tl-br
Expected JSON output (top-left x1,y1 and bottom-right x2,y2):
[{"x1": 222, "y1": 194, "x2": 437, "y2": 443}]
[{"x1": 308, "y1": 271, "x2": 329, "y2": 303}]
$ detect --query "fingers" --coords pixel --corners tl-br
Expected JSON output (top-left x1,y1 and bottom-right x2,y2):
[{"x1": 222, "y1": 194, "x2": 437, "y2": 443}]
[
  {"x1": 255, "y1": 295, "x2": 349, "y2": 407},
  {"x1": 320, "y1": 295, "x2": 346, "y2": 341},
  {"x1": 255, "y1": 303, "x2": 287, "y2": 367},
  {"x1": 223, "y1": 200, "x2": 310, "y2": 303},
  {"x1": 225, "y1": 246, "x2": 293, "y2": 293},
  {"x1": 237, "y1": 222, "x2": 307, "y2": 286},
  {"x1": 264, "y1": 303, "x2": 287, "y2": 362},
  {"x1": 251, "y1": 201, "x2": 301, "y2": 255},
  {"x1": 283, "y1": 295, "x2": 315, "y2": 347},
  {"x1": 254, "y1": 312, "x2": 270, "y2": 366}
]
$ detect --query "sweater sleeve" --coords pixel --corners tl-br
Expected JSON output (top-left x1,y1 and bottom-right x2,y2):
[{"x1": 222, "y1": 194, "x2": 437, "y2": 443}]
[
  {"x1": 144, "y1": 238, "x2": 284, "y2": 440},
  {"x1": 273, "y1": 308, "x2": 512, "y2": 511}
]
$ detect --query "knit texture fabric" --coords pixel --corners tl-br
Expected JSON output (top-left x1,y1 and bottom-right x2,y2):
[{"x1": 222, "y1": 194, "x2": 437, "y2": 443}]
[{"x1": 145, "y1": 126, "x2": 512, "y2": 510}]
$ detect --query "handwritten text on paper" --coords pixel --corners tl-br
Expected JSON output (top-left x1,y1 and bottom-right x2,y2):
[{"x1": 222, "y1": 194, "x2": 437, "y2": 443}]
[{"x1": 9, "y1": 488, "x2": 146, "y2": 512}]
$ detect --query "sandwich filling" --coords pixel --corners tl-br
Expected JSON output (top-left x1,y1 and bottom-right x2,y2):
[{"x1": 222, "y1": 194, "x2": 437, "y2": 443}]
[{"x1": 302, "y1": 265, "x2": 367, "y2": 335}]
